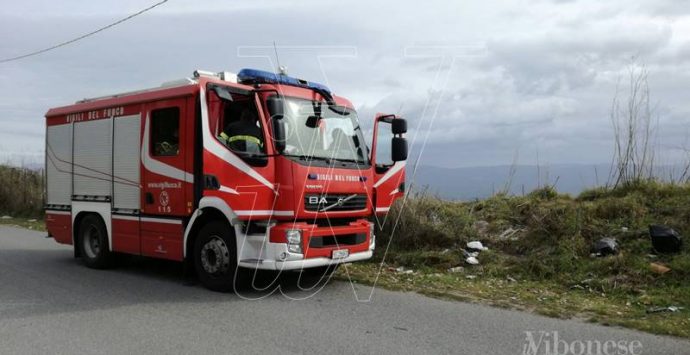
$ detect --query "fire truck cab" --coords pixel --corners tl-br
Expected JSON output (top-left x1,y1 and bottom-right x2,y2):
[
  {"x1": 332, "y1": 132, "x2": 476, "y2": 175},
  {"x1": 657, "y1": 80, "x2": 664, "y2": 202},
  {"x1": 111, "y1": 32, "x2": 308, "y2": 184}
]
[{"x1": 44, "y1": 68, "x2": 407, "y2": 291}]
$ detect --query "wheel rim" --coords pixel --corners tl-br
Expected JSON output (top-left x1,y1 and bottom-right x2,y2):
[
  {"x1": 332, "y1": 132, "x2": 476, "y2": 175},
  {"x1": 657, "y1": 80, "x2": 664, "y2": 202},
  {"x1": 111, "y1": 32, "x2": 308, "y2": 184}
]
[
  {"x1": 83, "y1": 225, "x2": 101, "y2": 259},
  {"x1": 200, "y1": 236, "x2": 231, "y2": 275}
]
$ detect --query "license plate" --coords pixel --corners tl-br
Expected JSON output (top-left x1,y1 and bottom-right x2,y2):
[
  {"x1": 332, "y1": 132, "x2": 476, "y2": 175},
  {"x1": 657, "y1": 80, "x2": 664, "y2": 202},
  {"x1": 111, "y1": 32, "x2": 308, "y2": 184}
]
[{"x1": 332, "y1": 249, "x2": 349, "y2": 259}]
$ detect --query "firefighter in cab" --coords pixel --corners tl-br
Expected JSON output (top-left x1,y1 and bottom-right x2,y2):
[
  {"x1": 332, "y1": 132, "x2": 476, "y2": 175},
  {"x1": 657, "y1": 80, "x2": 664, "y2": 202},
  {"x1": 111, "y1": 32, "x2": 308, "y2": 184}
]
[{"x1": 220, "y1": 109, "x2": 264, "y2": 154}]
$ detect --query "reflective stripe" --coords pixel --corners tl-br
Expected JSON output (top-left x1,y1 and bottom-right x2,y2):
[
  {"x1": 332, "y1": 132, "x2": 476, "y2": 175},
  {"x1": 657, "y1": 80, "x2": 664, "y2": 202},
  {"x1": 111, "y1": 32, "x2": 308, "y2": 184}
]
[
  {"x1": 46, "y1": 210, "x2": 71, "y2": 216},
  {"x1": 235, "y1": 210, "x2": 294, "y2": 216},
  {"x1": 373, "y1": 161, "x2": 406, "y2": 188},
  {"x1": 140, "y1": 217, "x2": 183, "y2": 225},
  {"x1": 220, "y1": 132, "x2": 263, "y2": 147}
]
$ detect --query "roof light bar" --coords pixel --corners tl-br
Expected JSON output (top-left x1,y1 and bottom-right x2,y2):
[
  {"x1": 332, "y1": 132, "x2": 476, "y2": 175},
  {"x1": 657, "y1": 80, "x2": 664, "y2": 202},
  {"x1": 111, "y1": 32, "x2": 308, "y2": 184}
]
[{"x1": 237, "y1": 68, "x2": 331, "y2": 95}]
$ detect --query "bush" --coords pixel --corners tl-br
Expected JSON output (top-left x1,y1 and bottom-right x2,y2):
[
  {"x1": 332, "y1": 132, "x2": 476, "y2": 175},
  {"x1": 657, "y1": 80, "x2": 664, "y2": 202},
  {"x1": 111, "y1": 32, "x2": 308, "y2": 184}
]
[
  {"x1": 376, "y1": 195, "x2": 474, "y2": 250},
  {"x1": 527, "y1": 186, "x2": 560, "y2": 200},
  {"x1": 0, "y1": 165, "x2": 43, "y2": 217}
]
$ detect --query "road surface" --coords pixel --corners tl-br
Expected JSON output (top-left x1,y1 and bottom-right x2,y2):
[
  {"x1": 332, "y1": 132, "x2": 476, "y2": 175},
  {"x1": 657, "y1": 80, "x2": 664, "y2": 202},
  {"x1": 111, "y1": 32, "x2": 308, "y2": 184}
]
[{"x1": 0, "y1": 225, "x2": 688, "y2": 354}]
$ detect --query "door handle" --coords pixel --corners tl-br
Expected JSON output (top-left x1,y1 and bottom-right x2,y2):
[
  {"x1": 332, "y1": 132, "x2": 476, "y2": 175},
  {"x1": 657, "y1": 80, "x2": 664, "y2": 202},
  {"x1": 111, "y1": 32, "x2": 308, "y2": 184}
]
[{"x1": 145, "y1": 192, "x2": 154, "y2": 205}]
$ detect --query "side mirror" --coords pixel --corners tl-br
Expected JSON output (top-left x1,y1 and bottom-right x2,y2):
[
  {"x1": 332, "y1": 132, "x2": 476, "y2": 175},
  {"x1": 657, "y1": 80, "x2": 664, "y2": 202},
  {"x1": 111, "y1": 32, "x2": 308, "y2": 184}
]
[
  {"x1": 266, "y1": 96, "x2": 284, "y2": 120},
  {"x1": 272, "y1": 119, "x2": 286, "y2": 153},
  {"x1": 305, "y1": 100, "x2": 322, "y2": 128},
  {"x1": 392, "y1": 137, "x2": 408, "y2": 162},
  {"x1": 305, "y1": 115, "x2": 320, "y2": 128},
  {"x1": 392, "y1": 119, "x2": 407, "y2": 134},
  {"x1": 267, "y1": 96, "x2": 286, "y2": 153}
]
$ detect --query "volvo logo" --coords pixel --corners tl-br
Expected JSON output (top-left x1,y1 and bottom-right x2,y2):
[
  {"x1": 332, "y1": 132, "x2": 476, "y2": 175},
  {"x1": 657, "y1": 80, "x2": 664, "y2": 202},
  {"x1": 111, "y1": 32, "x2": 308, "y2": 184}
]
[{"x1": 319, "y1": 194, "x2": 358, "y2": 212}]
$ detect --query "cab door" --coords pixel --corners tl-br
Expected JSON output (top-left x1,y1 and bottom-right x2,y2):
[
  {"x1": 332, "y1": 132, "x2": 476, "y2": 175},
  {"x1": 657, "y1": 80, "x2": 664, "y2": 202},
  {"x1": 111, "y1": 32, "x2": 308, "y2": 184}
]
[
  {"x1": 141, "y1": 99, "x2": 191, "y2": 216},
  {"x1": 371, "y1": 114, "x2": 408, "y2": 215},
  {"x1": 140, "y1": 98, "x2": 192, "y2": 260}
]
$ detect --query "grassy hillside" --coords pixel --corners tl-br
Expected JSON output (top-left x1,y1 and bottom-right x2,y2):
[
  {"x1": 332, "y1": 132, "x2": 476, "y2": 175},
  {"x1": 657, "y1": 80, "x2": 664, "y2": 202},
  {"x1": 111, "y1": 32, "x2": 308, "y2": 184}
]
[
  {"x1": 0, "y1": 165, "x2": 43, "y2": 218},
  {"x1": 342, "y1": 180, "x2": 690, "y2": 337}
]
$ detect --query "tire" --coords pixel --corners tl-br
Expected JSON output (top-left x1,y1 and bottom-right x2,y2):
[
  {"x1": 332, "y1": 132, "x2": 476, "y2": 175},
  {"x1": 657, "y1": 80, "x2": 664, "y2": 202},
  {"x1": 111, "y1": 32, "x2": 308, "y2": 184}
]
[
  {"x1": 193, "y1": 221, "x2": 242, "y2": 292},
  {"x1": 78, "y1": 214, "x2": 113, "y2": 269}
]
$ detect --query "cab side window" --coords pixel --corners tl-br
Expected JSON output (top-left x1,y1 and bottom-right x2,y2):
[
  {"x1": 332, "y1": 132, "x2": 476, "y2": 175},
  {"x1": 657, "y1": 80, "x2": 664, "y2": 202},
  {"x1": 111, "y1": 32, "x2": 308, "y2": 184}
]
[
  {"x1": 375, "y1": 122, "x2": 394, "y2": 167},
  {"x1": 207, "y1": 86, "x2": 268, "y2": 167},
  {"x1": 218, "y1": 99, "x2": 264, "y2": 155},
  {"x1": 151, "y1": 107, "x2": 180, "y2": 157}
]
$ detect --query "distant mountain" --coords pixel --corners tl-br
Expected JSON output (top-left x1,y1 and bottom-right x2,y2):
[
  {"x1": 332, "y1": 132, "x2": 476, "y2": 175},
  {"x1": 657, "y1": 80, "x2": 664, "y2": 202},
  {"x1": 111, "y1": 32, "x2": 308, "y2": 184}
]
[{"x1": 409, "y1": 164, "x2": 615, "y2": 200}]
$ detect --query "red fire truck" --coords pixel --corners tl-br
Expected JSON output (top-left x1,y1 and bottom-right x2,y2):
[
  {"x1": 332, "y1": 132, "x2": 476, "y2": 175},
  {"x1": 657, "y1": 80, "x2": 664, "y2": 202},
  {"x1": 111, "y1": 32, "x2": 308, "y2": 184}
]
[{"x1": 44, "y1": 68, "x2": 407, "y2": 291}]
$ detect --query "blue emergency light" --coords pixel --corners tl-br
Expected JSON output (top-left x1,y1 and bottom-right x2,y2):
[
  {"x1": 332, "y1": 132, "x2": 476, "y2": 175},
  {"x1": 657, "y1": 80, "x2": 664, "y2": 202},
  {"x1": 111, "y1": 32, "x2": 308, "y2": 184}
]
[{"x1": 237, "y1": 68, "x2": 332, "y2": 95}]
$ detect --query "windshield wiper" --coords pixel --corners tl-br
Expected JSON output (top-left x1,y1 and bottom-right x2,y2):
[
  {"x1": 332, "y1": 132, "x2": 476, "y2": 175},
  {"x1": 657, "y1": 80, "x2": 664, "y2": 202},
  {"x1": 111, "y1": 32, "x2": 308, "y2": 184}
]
[
  {"x1": 284, "y1": 154, "x2": 333, "y2": 164},
  {"x1": 285, "y1": 154, "x2": 368, "y2": 166},
  {"x1": 330, "y1": 157, "x2": 368, "y2": 165}
]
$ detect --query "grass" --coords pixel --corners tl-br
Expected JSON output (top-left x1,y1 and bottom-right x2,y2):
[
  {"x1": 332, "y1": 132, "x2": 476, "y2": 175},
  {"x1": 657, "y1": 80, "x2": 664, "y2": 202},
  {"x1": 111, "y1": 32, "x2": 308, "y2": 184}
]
[
  {"x1": 335, "y1": 181, "x2": 690, "y2": 338},
  {"x1": 0, "y1": 216, "x2": 45, "y2": 231}
]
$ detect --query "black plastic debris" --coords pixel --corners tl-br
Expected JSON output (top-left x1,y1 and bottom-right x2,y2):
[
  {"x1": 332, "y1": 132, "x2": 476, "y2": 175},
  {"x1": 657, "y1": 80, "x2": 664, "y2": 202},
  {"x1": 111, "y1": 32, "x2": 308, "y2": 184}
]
[
  {"x1": 649, "y1": 225, "x2": 683, "y2": 253},
  {"x1": 591, "y1": 237, "x2": 619, "y2": 256}
]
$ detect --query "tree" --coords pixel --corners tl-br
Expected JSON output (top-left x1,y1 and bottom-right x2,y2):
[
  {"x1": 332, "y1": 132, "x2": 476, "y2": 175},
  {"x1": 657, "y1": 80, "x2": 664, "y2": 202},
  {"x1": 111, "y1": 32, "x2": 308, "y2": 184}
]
[{"x1": 608, "y1": 60, "x2": 656, "y2": 187}]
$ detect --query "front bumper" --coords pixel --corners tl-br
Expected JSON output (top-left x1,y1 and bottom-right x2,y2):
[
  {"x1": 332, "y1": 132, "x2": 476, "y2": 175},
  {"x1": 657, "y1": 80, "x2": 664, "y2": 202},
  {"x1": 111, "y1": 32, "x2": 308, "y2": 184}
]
[
  {"x1": 239, "y1": 249, "x2": 373, "y2": 270},
  {"x1": 237, "y1": 219, "x2": 374, "y2": 270}
]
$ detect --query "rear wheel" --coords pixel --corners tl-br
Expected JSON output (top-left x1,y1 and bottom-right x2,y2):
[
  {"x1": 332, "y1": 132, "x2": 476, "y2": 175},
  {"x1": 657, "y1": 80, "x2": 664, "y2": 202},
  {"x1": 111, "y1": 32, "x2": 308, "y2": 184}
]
[
  {"x1": 194, "y1": 221, "x2": 241, "y2": 292},
  {"x1": 78, "y1": 214, "x2": 113, "y2": 269}
]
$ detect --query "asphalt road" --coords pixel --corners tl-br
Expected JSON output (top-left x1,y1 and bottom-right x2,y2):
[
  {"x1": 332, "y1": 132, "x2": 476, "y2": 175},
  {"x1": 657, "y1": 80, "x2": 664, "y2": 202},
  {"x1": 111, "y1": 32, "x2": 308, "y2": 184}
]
[{"x1": 0, "y1": 225, "x2": 688, "y2": 355}]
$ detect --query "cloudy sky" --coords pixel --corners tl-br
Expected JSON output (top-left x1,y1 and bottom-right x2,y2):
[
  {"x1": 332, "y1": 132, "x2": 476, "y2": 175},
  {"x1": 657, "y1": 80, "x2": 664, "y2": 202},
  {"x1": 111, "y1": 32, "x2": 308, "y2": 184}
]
[{"x1": 1, "y1": 0, "x2": 689, "y2": 168}]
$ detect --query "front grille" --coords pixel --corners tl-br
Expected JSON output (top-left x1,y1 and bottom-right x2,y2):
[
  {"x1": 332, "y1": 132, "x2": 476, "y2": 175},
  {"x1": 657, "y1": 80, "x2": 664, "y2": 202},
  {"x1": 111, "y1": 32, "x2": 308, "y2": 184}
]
[
  {"x1": 312, "y1": 218, "x2": 355, "y2": 227},
  {"x1": 309, "y1": 233, "x2": 366, "y2": 248},
  {"x1": 304, "y1": 194, "x2": 367, "y2": 212}
]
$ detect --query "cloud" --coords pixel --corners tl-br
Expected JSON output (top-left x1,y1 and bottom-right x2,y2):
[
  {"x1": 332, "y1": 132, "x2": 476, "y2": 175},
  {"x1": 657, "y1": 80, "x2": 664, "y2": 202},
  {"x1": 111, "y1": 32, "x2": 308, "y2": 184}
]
[{"x1": 1, "y1": 0, "x2": 690, "y2": 169}]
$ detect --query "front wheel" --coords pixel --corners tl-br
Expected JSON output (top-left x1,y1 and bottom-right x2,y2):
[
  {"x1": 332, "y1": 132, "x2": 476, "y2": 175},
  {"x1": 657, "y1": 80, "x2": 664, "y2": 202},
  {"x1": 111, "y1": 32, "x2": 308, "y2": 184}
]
[{"x1": 194, "y1": 221, "x2": 242, "y2": 292}]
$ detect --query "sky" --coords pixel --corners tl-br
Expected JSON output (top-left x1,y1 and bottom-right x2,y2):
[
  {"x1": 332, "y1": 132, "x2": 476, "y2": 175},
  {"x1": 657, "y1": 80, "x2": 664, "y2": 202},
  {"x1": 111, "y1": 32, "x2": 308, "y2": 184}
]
[{"x1": 1, "y1": 0, "x2": 689, "y2": 168}]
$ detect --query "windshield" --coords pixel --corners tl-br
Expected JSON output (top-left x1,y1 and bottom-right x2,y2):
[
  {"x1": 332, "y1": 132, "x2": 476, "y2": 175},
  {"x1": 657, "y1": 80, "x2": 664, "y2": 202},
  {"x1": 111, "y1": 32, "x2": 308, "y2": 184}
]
[{"x1": 281, "y1": 97, "x2": 368, "y2": 164}]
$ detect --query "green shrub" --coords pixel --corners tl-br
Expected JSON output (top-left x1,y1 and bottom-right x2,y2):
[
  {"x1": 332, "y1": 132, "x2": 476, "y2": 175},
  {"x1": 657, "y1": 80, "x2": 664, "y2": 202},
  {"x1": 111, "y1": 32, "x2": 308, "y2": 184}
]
[
  {"x1": 527, "y1": 186, "x2": 560, "y2": 200},
  {"x1": 0, "y1": 165, "x2": 43, "y2": 217}
]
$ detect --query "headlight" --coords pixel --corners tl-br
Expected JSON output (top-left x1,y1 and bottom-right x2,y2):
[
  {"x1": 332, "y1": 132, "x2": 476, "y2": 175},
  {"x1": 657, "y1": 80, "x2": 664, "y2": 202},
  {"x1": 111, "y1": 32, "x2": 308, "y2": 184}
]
[{"x1": 286, "y1": 229, "x2": 302, "y2": 254}]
